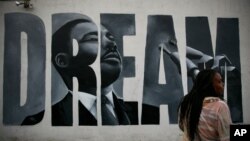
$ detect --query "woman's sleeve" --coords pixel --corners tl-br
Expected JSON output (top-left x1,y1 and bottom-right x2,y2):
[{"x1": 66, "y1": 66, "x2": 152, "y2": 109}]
[{"x1": 217, "y1": 101, "x2": 232, "y2": 141}]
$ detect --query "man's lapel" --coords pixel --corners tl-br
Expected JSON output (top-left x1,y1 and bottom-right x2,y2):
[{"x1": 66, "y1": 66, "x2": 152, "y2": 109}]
[
  {"x1": 78, "y1": 101, "x2": 97, "y2": 126},
  {"x1": 112, "y1": 93, "x2": 131, "y2": 125}
]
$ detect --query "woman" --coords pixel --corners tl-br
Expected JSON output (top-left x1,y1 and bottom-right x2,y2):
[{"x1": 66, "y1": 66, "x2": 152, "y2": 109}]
[{"x1": 178, "y1": 69, "x2": 232, "y2": 141}]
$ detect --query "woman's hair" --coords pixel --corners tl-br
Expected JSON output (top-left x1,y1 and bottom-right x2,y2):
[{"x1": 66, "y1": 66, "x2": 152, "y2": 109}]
[{"x1": 178, "y1": 69, "x2": 219, "y2": 141}]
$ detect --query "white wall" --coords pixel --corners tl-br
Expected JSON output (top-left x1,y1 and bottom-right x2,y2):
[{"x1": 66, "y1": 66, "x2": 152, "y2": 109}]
[{"x1": 0, "y1": 0, "x2": 250, "y2": 140}]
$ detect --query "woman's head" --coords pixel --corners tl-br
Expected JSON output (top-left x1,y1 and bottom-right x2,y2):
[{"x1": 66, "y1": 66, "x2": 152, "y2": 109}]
[{"x1": 192, "y1": 69, "x2": 224, "y2": 97}]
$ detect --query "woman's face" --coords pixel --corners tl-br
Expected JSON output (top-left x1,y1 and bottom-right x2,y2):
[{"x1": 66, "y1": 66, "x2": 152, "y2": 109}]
[{"x1": 213, "y1": 72, "x2": 224, "y2": 95}]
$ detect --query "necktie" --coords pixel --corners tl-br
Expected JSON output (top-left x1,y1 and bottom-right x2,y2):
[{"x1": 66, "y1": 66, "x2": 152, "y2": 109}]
[{"x1": 101, "y1": 95, "x2": 119, "y2": 125}]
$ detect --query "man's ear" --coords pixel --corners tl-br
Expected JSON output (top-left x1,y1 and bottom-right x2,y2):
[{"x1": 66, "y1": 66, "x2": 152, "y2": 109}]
[{"x1": 55, "y1": 53, "x2": 70, "y2": 68}]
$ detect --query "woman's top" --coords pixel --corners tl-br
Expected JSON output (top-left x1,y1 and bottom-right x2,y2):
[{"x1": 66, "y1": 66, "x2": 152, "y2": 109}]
[{"x1": 181, "y1": 97, "x2": 232, "y2": 141}]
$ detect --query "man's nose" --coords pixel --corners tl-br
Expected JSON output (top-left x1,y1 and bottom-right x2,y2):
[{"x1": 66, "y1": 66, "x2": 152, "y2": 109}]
[{"x1": 106, "y1": 40, "x2": 117, "y2": 51}]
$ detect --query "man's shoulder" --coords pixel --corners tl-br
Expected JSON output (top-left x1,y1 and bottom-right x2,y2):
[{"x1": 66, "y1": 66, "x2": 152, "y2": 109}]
[
  {"x1": 21, "y1": 110, "x2": 45, "y2": 125},
  {"x1": 21, "y1": 93, "x2": 72, "y2": 125}
]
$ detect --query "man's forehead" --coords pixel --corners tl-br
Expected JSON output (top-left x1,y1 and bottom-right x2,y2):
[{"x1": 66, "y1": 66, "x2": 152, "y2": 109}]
[
  {"x1": 101, "y1": 25, "x2": 111, "y2": 34},
  {"x1": 53, "y1": 13, "x2": 93, "y2": 34},
  {"x1": 74, "y1": 22, "x2": 97, "y2": 29},
  {"x1": 71, "y1": 22, "x2": 98, "y2": 35}
]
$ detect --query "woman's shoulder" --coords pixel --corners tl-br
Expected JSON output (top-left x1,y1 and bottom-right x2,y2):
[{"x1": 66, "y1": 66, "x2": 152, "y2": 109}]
[
  {"x1": 203, "y1": 97, "x2": 232, "y2": 123},
  {"x1": 217, "y1": 99, "x2": 230, "y2": 110},
  {"x1": 203, "y1": 97, "x2": 229, "y2": 110}
]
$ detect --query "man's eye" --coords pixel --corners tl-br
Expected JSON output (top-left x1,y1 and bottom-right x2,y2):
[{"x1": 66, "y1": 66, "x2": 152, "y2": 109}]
[
  {"x1": 169, "y1": 39, "x2": 177, "y2": 46},
  {"x1": 106, "y1": 33, "x2": 114, "y2": 41},
  {"x1": 81, "y1": 34, "x2": 98, "y2": 42}
]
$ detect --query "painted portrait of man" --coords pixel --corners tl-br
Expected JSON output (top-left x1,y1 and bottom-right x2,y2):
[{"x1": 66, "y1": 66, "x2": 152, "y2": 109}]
[{"x1": 21, "y1": 13, "x2": 131, "y2": 126}]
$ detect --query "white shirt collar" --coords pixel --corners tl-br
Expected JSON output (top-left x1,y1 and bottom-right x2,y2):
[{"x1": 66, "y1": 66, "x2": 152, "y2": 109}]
[
  {"x1": 69, "y1": 90, "x2": 116, "y2": 119},
  {"x1": 69, "y1": 90, "x2": 96, "y2": 111},
  {"x1": 105, "y1": 91, "x2": 115, "y2": 107}
]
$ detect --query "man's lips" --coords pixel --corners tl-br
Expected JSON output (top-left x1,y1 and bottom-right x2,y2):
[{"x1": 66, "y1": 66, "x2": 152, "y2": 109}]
[{"x1": 101, "y1": 52, "x2": 121, "y2": 63}]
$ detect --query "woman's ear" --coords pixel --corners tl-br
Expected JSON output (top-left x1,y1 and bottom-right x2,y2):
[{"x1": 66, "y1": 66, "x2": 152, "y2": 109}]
[{"x1": 55, "y1": 53, "x2": 70, "y2": 68}]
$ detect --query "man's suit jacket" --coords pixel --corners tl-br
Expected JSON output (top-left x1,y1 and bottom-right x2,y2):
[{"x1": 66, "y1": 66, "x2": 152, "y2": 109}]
[{"x1": 21, "y1": 92, "x2": 131, "y2": 126}]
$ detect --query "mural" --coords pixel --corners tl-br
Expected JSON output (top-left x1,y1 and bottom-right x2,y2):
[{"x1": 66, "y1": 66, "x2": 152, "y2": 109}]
[
  {"x1": 23, "y1": 13, "x2": 133, "y2": 126},
  {"x1": 185, "y1": 17, "x2": 242, "y2": 123},
  {"x1": 2, "y1": 13, "x2": 242, "y2": 126},
  {"x1": 141, "y1": 15, "x2": 183, "y2": 124},
  {"x1": 3, "y1": 13, "x2": 46, "y2": 125}
]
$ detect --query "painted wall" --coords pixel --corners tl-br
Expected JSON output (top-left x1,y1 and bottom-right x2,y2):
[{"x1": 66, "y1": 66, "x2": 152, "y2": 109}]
[{"x1": 0, "y1": 0, "x2": 250, "y2": 140}]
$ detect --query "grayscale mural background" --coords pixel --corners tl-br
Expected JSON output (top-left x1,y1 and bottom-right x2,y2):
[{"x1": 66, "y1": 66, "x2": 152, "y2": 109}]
[{"x1": 0, "y1": 0, "x2": 250, "y2": 141}]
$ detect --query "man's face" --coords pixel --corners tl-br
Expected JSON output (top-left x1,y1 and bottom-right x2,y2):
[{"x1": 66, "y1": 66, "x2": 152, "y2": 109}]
[
  {"x1": 70, "y1": 22, "x2": 98, "y2": 68},
  {"x1": 70, "y1": 23, "x2": 122, "y2": 87},
  {"x1": 100, "y1": 25, "x2": 122, "y2": 87}
]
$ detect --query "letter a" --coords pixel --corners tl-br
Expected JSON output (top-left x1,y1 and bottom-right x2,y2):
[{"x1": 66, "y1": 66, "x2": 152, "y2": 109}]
[{"x1": 234, "y1": 129, "x2": 241, "y2": 136}]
